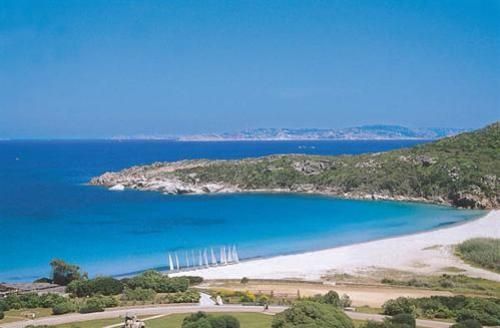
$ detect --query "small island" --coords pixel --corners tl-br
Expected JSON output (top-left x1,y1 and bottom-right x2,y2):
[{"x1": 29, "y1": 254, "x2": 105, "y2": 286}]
[{"x1": 91, "y1": 122, "x2": 499, "y2": 209}]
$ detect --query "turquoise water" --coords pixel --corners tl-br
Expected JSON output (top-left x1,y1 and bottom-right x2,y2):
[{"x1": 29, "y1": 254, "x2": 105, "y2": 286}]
[{"x1": 0, "y1": 140, "x2": 484, "y2": 282}]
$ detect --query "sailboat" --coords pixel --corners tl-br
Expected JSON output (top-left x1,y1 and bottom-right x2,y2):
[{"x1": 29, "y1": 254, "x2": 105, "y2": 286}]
[
  {"x1": 175, "y1": 253, "x2": 180, "y2": 270},
  {"x1": 168, "y1": 253, "x2": 174, "y2": 271},
  {"x1": 210, "y1": 248, "x2": 217, "y2": 265}
]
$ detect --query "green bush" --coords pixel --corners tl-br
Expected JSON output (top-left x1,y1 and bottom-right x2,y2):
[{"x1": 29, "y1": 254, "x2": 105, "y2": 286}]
[
  {"x1": 272, "y1": 301, "x2": 354, "y2": 328},
  {"x1": 451, "y1": 319, "x2": 482, "y2": 328},
  {"x1": 382, "y1": 296, "x2": 500, "y2": 326},
  {"x1": 123, "y1": 287, "x2": 156, "y2": 301},
  {"x1": 182, "y1": 312, "x2": 240, "y2": 328},
  {"x1": 382, "y1": 297, "x2": 416, "y2": 315},
  {"x1": 388, "y1": 313, "x2": 416, "y2": 328},
  {"x1": 67, "y1": 276, "x2": 123, "y2": 297},
  {"x1": 209, "y1": 315, "x2": 240, "y2": 328},
  {"x1": 1, "y1": 292, "x2": 67, "y2": 310},
  {"x1": 159, "y1": 290, "x2": 200, "y2": 304},
  {"x1": 184, "y1": 276, "x2": 204, "y2": 285},
  {"x1": 78, "y1": 295, "x2": 117, "y2": 313},
  {"x1": 52, "y1": 301, "x2": 76, "y2": 315},
  {"x1": 456, "y1": 238, "x2": 500, "y2": 272},
  {"x1": 124, "y1": 270, "x2": 189, "y2": 293},
  {"x1": 66, "y1": 279, "x2": 92, "y2": 297},
  {"x1": 0, "y1": 310, "x2": 4, "y2": 320}
]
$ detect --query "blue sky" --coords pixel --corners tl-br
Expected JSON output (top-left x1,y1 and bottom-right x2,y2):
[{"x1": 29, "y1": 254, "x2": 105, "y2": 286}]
[{"x1": 1, "y1": 1, "x2": 499, "y2": 138}]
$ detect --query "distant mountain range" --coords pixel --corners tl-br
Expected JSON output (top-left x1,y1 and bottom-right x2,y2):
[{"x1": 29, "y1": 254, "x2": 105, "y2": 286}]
[{"x1": 113, "y1": 125, "x2": 469, "y2": 141}]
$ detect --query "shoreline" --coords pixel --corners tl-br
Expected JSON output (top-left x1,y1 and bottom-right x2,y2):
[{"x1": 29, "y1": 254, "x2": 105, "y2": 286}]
[{"x1": 171, "y1": 210, "x2": 500, "y2": 282}]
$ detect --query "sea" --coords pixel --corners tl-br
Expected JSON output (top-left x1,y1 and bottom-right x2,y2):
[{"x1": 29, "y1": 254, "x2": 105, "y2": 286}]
[{"x1": 0, "y1": 140, "x2": 485, "y2": 282}]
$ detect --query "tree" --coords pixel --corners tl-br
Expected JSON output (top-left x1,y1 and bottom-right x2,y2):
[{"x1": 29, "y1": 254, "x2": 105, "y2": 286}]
[
  {"x1": 272, "y1": 301, "x2": 354, "y2": 328},
  {"x1": 50, "y1": 259, "x2": 85, "y2": 286}
]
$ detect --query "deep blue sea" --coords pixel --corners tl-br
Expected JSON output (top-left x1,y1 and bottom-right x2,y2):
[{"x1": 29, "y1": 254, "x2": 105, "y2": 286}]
[{"x1": 0, "y1": 140, "x2": 484, "y2": 282}]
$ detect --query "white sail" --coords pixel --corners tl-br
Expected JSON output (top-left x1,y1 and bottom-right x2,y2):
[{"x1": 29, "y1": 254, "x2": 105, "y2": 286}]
[
  {"x1": 175, "y1": 253, "x2": 180, "y2": 270},
  {"x1": 233, "y1": 245, "x2": 239, "y2": 262},
  {"x1": 168, "y1": 253, "x2": 174, "y2": 271},
  {"x1": 192, "y1": 250, "x2": 196, "y2": 267},
  {"x1": 185, "y1": 252, "x2": 190, "y2": 267},
  {"x1": 198, "y1": 250, "x2": 203, "y2": 266},
  {"x1": 222, "y1": 246, "x2": 228, "y2": 264},
  {"x1": 210, "y1": 248, "x2": 217, "y2": 265},
  {"x1": 227, "y1": 245, "x2": 233, "y2": 262},
  {"x1": 203, "y1": 249, "x2": 209, "y2": 267}
]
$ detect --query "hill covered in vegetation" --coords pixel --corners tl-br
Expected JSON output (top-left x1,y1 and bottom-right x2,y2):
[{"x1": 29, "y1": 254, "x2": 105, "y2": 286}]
[{"x1": 91, "y1": 122, "x2": 499, "y2": 209}]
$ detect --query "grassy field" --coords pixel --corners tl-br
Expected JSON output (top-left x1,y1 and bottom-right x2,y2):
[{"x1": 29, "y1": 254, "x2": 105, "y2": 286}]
[
  {"x1": 0, "y1": 308, "x2": 53, "y2": 324},
  {"x1": 52, "y1": 312, "x2": 273, "y2": 328},
  {"x1": 456, "y1": 238, "x2": 500, "y2": 273}
]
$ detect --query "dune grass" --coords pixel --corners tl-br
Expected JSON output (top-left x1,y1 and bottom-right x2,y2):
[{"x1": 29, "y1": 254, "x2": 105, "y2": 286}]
[{"x1": 456, "y1": 238, "x2": 500, "y2": 273}]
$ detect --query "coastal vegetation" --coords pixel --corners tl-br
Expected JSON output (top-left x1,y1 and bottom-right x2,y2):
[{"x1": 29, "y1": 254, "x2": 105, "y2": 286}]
[
  {"x1": 455, "y1": 238, "x2": 500, "y2": 272},
  {"x1": 182, "y1": 312, "x2": 240, "y2": 328},
  {"x1": 382, "y1": 295, "x2": 500, "y2": 326},
  {"x1": 272, "y1": 301, "x2": 354, "y2": 328},
  {"x1": 380, "y1": 274, "x2": 500, "y2": 298},
  {"x1": 91, "y1": 122, "x2": 500, "y2": 209},
  {"x1": 0, "y1": 259, "x2": 203, "y2": 323},
  {"x1": 360, "y1": 314, "x2": 416, "y2": 328}
]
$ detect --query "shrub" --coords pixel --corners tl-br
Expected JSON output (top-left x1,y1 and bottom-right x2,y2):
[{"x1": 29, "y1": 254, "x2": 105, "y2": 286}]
[
  {"x1": 0, "y1": 311, "x2": 4, "y2": 320},
  {"x1": 382, "y1": 296, "x2": 500, "y2": 326},
  {"x1": 182, "y1": 312, "x2": 240, "y2": 328},
  {"x1": 340, "y1": 294, "x2": 352, "y2": 308},
  {"x1": 383, "y1": 297, "x2": 416, "y2": 315},
  {"x1": 79, "y1": 295, "x2": 118, "y2": 314},
  {"x1": 90, "y1": 277, "x2": 124, "y2": 295},
  {"x1": 272, "y1": 301, "x2": 354, "y2": 328},
  {"x1": 451, "y1": 319, "x2": 482, "y2": 328},
  {"x1": 67, "y1": 276, "x2": 123, "y2": 297},
  {"x1": 239, "y1": 291, "x2": 256, "y2": 303},
  {"x1": 125, "y1": 270, "x2": 189, "y2": 293},
  {"x1": 388, "y1": 313, "x2": 416, "y2": 328},
  {"x1": 184, "y1": 276, "x2": 204, "y2": 285},
  {"x1": 240, "y1": 277, "x2": 249, "y2": 284},
  {"x1": 66, "y1": 279, "x2": 92, "y2": 297},
  {"x1": 209, "y1": 315, "x2": 240, "y2": 328},
  {"x1": 159, "y1": 290, "x2": 200, "y2": 304},
  {"x1": 52, "y1": 301, "x2": 76, "y2": 315},
  {"x1": 123, "y1": 287, "x2": 156, "y2": 301},
  {"x1": 0, "y1": 300, "x2": 7, "y2": 312}
]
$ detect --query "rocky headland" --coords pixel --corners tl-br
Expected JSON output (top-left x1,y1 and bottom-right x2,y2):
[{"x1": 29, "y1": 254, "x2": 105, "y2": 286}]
[{"x1": 91, "y1": 122, "x2": 499, "y2": 209}]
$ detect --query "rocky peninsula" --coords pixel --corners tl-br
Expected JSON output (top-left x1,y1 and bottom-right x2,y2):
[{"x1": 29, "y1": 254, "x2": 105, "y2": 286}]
[{"x1": 91, "y1": 122, "x2": 499, "y2": 209}]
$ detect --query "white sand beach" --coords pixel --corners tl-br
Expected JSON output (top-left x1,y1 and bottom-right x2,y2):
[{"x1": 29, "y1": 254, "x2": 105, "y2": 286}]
[{"x1": 172, "y1": 210, "x2": 500, "y2": 281}]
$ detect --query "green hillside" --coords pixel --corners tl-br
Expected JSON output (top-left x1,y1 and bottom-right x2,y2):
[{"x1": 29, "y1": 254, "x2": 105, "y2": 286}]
[{"x1": 170, "y1": 122, "x2": 499, "y2": 209}]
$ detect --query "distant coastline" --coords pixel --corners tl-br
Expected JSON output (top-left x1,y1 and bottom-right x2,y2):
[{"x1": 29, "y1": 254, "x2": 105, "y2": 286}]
[{"x1": 109, "y1": 125, "x2": 468, "y2": 142}]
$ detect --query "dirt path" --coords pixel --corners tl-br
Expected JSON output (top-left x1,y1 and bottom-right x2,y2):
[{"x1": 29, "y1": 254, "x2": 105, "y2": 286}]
[{"x1": 206, "y1": 280, "x2": 454, "y2": 307}]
